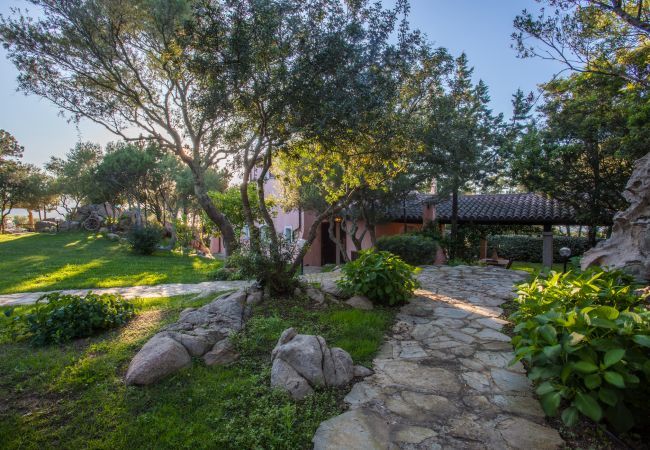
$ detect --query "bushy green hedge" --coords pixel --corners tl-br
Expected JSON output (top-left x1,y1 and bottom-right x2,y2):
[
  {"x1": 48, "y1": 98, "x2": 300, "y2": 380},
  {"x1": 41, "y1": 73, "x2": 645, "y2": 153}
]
[
  {"x1": 484, "y1": 235, "x2": 592, "y2": 262},
  {"x1": 510, "y1": 269, "x2": 650, "y2": 433},
  {"x1": 376, "y1": 234, "x2": 438, "y2": 265},
  {"x1": 337, "y1": 249, "x2": 419, "y2": 306},
  {"x1": 9, "y1": 292, "x2": 136, "y2": 345}
]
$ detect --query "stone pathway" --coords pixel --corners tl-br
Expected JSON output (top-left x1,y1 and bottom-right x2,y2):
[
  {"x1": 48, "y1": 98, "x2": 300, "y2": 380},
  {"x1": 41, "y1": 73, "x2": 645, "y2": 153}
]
[
  {"x1": 313, "y1": 265, "x2": 564, "y2": 450},
  {"x1": 0, "y1": 280, "x2": 252, "y2": 307}
]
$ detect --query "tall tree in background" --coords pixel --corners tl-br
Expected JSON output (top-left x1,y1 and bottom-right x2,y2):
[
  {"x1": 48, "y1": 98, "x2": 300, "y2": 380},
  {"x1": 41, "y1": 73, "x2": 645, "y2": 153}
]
[
  {"x1": 0, "y1": 130, "x2": 23, "y2": 164},
  {"x1": 17, "y1": 168, "x2": 58, "y2": 229},
  {"x1": 512, "y1": 0, "x2": 649, "y2": 87},
  {"x1": 420, "y1": 54, "x2": 502, "y2": 258},
  {"x1": 510, "y1": 71, "x2": 650, "y2": 245},
  {"x1": 0, "y1": 162, "x2": 33, "y2": 233},
  {"x1": 46, "y1": 142, "x2": 102, "y2": 219}
]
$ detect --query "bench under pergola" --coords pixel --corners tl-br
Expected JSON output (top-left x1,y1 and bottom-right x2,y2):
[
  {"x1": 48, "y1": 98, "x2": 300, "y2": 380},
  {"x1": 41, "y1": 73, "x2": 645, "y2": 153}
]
[{"x1": 431, "y1": 193, "x2": 597, "y2": 267}]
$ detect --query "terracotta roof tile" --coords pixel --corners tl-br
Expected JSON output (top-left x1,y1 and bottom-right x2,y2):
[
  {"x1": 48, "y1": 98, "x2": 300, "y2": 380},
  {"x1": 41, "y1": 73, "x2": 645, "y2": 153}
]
[{"x1": 433, "y1": 193, "x2": 579, "y2": 224}]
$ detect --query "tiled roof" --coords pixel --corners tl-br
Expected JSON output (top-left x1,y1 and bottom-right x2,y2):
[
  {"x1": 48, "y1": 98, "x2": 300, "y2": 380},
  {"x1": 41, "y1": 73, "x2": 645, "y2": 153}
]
[
  {"x1": 346, "y1": 192, "x2": 435, "y2": 223},
  {"x1": 433, "y1": 193, "x2": 579, "y2": 225}
]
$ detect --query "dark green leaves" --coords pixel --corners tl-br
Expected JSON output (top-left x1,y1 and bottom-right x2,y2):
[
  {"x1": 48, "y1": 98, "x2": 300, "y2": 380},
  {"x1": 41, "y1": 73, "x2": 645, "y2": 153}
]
[
  {"x1": 509, "y1": 268, "x2": 650, "y2": 433},
  {"x1": 337, "y1": 250, "x2": 419, "y2": 306},
  {"x1": 574, "y1": 392, "x2": 602, "y2": 422}
]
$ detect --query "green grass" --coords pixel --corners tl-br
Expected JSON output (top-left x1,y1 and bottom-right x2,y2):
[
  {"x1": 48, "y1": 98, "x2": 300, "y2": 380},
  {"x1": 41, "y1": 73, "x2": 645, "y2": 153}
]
[
  {"x1": 0, "y1": 292, "x2": 395, "y2": 449},
  {"x1": 0, "y1": 232, "x2": 222, "y2": 294},
  {"x1": 509, "y1": 261, "x2": 565, "y2": 275}
]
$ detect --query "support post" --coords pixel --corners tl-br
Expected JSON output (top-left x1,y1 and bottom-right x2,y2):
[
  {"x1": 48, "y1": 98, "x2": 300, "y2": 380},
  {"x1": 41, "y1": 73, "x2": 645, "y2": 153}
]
[
  {"x1": 542, "y1": 223, "x2": 553, "y2": 268},
  {"x1": 479, "y1": 237, "x2": 488, "y2": 260}
]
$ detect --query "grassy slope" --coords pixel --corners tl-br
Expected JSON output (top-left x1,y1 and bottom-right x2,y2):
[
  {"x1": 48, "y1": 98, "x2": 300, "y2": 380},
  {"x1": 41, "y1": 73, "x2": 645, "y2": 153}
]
[
  {"x1": 0, "y1": 294, "x2": 395, "y2": 449},
  {"x1": 0, "y1": 233, "x2": 222, "y2": 294}
]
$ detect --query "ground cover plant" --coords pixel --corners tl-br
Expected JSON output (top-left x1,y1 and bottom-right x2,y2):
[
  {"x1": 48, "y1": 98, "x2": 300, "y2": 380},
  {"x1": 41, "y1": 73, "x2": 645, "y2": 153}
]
[
  {"x1": 0, "y1": 291, "x2": 394, "y2": 449},
  {"x1": 338, "y1": 249, "x2": 420, "y2": 306},
  {"x1": 509, "y1": 268, "x2": 650, "y2": 435},
  {"x1": 6, "y1": 292, "x2": 135, "y2": 345},
  {"x1": 0, "y1": 233, "x2": 222, "y2": 294}
]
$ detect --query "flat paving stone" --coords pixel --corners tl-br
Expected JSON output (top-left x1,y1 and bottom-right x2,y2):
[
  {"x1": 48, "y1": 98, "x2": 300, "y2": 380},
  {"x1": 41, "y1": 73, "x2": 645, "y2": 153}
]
[
  {"x1": 0, "y1": 280, "x2": 253, "y2": 306},
  {"x1": 313, "y1": 266, "x2": 563, "y2": 449}
]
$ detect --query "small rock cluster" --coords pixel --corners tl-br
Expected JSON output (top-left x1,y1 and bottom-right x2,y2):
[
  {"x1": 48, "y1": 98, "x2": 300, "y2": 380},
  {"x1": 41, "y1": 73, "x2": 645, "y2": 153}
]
[
  {"x1": 271, "y1": 328, "x2": 373, "y2": 400},
  {"x1": 125, "y1": 288, "x2": 262, "y2": 385},
  {"x1": 302, "y1": 277, "x2": 374, "y2": 311}
]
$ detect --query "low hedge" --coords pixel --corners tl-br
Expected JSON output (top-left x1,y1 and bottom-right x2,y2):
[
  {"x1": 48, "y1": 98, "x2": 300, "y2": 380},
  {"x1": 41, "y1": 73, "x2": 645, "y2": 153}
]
[
  {"x1": 376, "y1": 234, "x2": 438, "y2": 265},
  {"x1": 483, "y1": 235, "x2": 592, "y2": 263}
]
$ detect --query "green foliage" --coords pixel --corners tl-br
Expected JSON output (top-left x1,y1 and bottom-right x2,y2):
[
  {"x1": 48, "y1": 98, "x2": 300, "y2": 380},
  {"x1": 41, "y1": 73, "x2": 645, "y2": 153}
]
[
  {"x1": 206, "y1": 184, "x2": 272, "y2": 237},
  {"x1": 9, "y1": 292, "x2": 135, "y2": 346},
  {"x1": 127, "y1": 226, "x2": 162, "y2": 255},
  {"x1": 376, "y1": 234, "x2": 438, "y2": 265},
  {"x1": 226, "y1": 237, "x2": 298, "y2": 293},
  {"x1": 0, "y1": 289, "x2": 394, "y2": 448},
  {"x1": 338, "y1": 249, "x2": 420, "y2": 306},
  {"x1": 485, "y1": 235, "x2": 592, "y2": 263},
  {"x1": 510, "y1": 268, "x2": 650, "y2": 432},
  {"x1": 211, "y1": 267, "x2": 246, "y2": 281},
  {"x1": 172, "y1": 218, "x2": 194, "y2": 252},
  {"x1": 45, "y1": 142, "x2": 102, "y2": 217}
]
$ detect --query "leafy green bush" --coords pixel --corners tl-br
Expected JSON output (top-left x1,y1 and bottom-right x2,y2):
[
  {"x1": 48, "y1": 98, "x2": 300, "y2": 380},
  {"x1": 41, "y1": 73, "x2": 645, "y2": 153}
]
[
  {"x1": 10, "y1": 292, "x2": 135, "y2": 345},
  {"x1": 376, "y1": 234, "x2": 438, "y2": 265},
  {"x1": 337, "y1": 249, "x2": 419, "y2": 306},
  {"x1": 211, "y1": 267, "x2": 246, "y2": 281},
  {"x1": 510, "y1": 269, "x2": 650, "y2": 432},
  {"x1": 127, "y1": 225, "x2": 162, "y2": 255}
]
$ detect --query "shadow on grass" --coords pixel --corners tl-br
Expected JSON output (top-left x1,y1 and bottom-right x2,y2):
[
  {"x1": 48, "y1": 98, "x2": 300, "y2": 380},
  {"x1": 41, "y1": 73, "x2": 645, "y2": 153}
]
[{"x1": 0, "y1": 232, "x2": 221, "y2": 294}]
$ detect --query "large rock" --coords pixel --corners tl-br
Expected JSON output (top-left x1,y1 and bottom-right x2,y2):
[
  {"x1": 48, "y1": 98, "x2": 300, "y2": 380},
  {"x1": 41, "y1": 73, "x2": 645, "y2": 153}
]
[
  {"x1": 59, "y1": 220, "x2": 80, "y2": 232},
  {"x1": 125, "y1": 288, "x2": 261, "y2": 386},
  {"x1": 35, "y1": 220, "x2": 57, "y2": 232},
  {"x1": 270, "y1": 328, "x2": 354, "y2": 399},
  {"x1": 582, "y1": 152, "x2": 650, "y2": 281},
  {"x1": 345, "y1": 295, "x2": 373, "y2": 310},
  {"x1": 124, "y1": 335, "x2": 192, "y2": 385}
]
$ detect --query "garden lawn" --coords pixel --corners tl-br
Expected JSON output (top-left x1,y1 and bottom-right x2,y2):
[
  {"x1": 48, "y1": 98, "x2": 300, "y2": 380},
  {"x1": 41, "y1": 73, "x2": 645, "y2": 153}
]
[
  {"x1": 0, "y1": 232, "x2": 222, "y2": 294},
  {"x1": 510, "y1": 261, "x2": 564, "y2": 275},
  {"x1": 0, "y1": 292, "x2": 394, "y2": 449}
]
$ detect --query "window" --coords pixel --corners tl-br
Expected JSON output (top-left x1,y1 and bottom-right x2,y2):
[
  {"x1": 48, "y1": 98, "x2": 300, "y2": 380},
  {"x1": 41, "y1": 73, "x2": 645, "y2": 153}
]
[
  {"x1": 260, "y1": 224, "x2": 269, "y2": 242},
  {"x1": 283, "y1": 226, "x2": 293, "y2": 242}
]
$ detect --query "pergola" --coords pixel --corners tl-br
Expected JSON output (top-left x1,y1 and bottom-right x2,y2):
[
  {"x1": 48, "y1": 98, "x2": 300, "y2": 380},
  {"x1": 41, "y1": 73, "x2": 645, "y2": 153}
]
[{"x1": 431, "y1": 193, "x2": 603, "y2": 267}]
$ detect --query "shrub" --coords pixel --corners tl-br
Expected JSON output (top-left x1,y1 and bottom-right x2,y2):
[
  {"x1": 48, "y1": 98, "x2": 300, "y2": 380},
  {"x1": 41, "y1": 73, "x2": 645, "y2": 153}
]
[
  {"x1": 510, "y1": 268, "x2": 650, "y2": 433},
  {"x1": 376, "y1": 234, "x2": 438, "y2": 265},
  {"x1": 484, "y1": 235, "x2": 592, "y2": 263},
  {"x1": 211, "y1": 267, "x2": 246, "y2": 281},
  {"x1": 226, "y1": 237, "x2": 298, "y2": 293},
  {"x1": 337, "y1": 249, "x2": 419, "y2": 306},
  {"x1": 10, "y1": 292, "x2": 135, "y2": 345},
  {"x1": 127, "y1": 225, "x2": 162, "y2": 255}
]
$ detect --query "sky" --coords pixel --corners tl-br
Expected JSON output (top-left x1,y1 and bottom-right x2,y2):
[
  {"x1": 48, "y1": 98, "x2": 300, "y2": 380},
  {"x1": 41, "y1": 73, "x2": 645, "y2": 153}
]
[{"x1": 0, "y1": 0, "x2": 563, "y2": 167}]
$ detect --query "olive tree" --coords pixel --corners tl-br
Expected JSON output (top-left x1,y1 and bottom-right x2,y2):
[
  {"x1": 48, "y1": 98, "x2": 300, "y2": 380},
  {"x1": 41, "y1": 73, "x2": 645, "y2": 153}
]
[{"x1": 0, "y1": 0, "x2": 238, "y2": 252}]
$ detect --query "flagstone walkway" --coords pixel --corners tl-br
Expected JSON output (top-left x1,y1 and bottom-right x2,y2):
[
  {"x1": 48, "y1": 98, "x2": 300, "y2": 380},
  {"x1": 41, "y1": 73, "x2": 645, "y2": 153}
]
[
  {"x1": 313, "y1": 265, "x2": 564, "y2": 450},
  {"x1": 0, "y1": 280, "x2": 253, "y2": 307}
]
